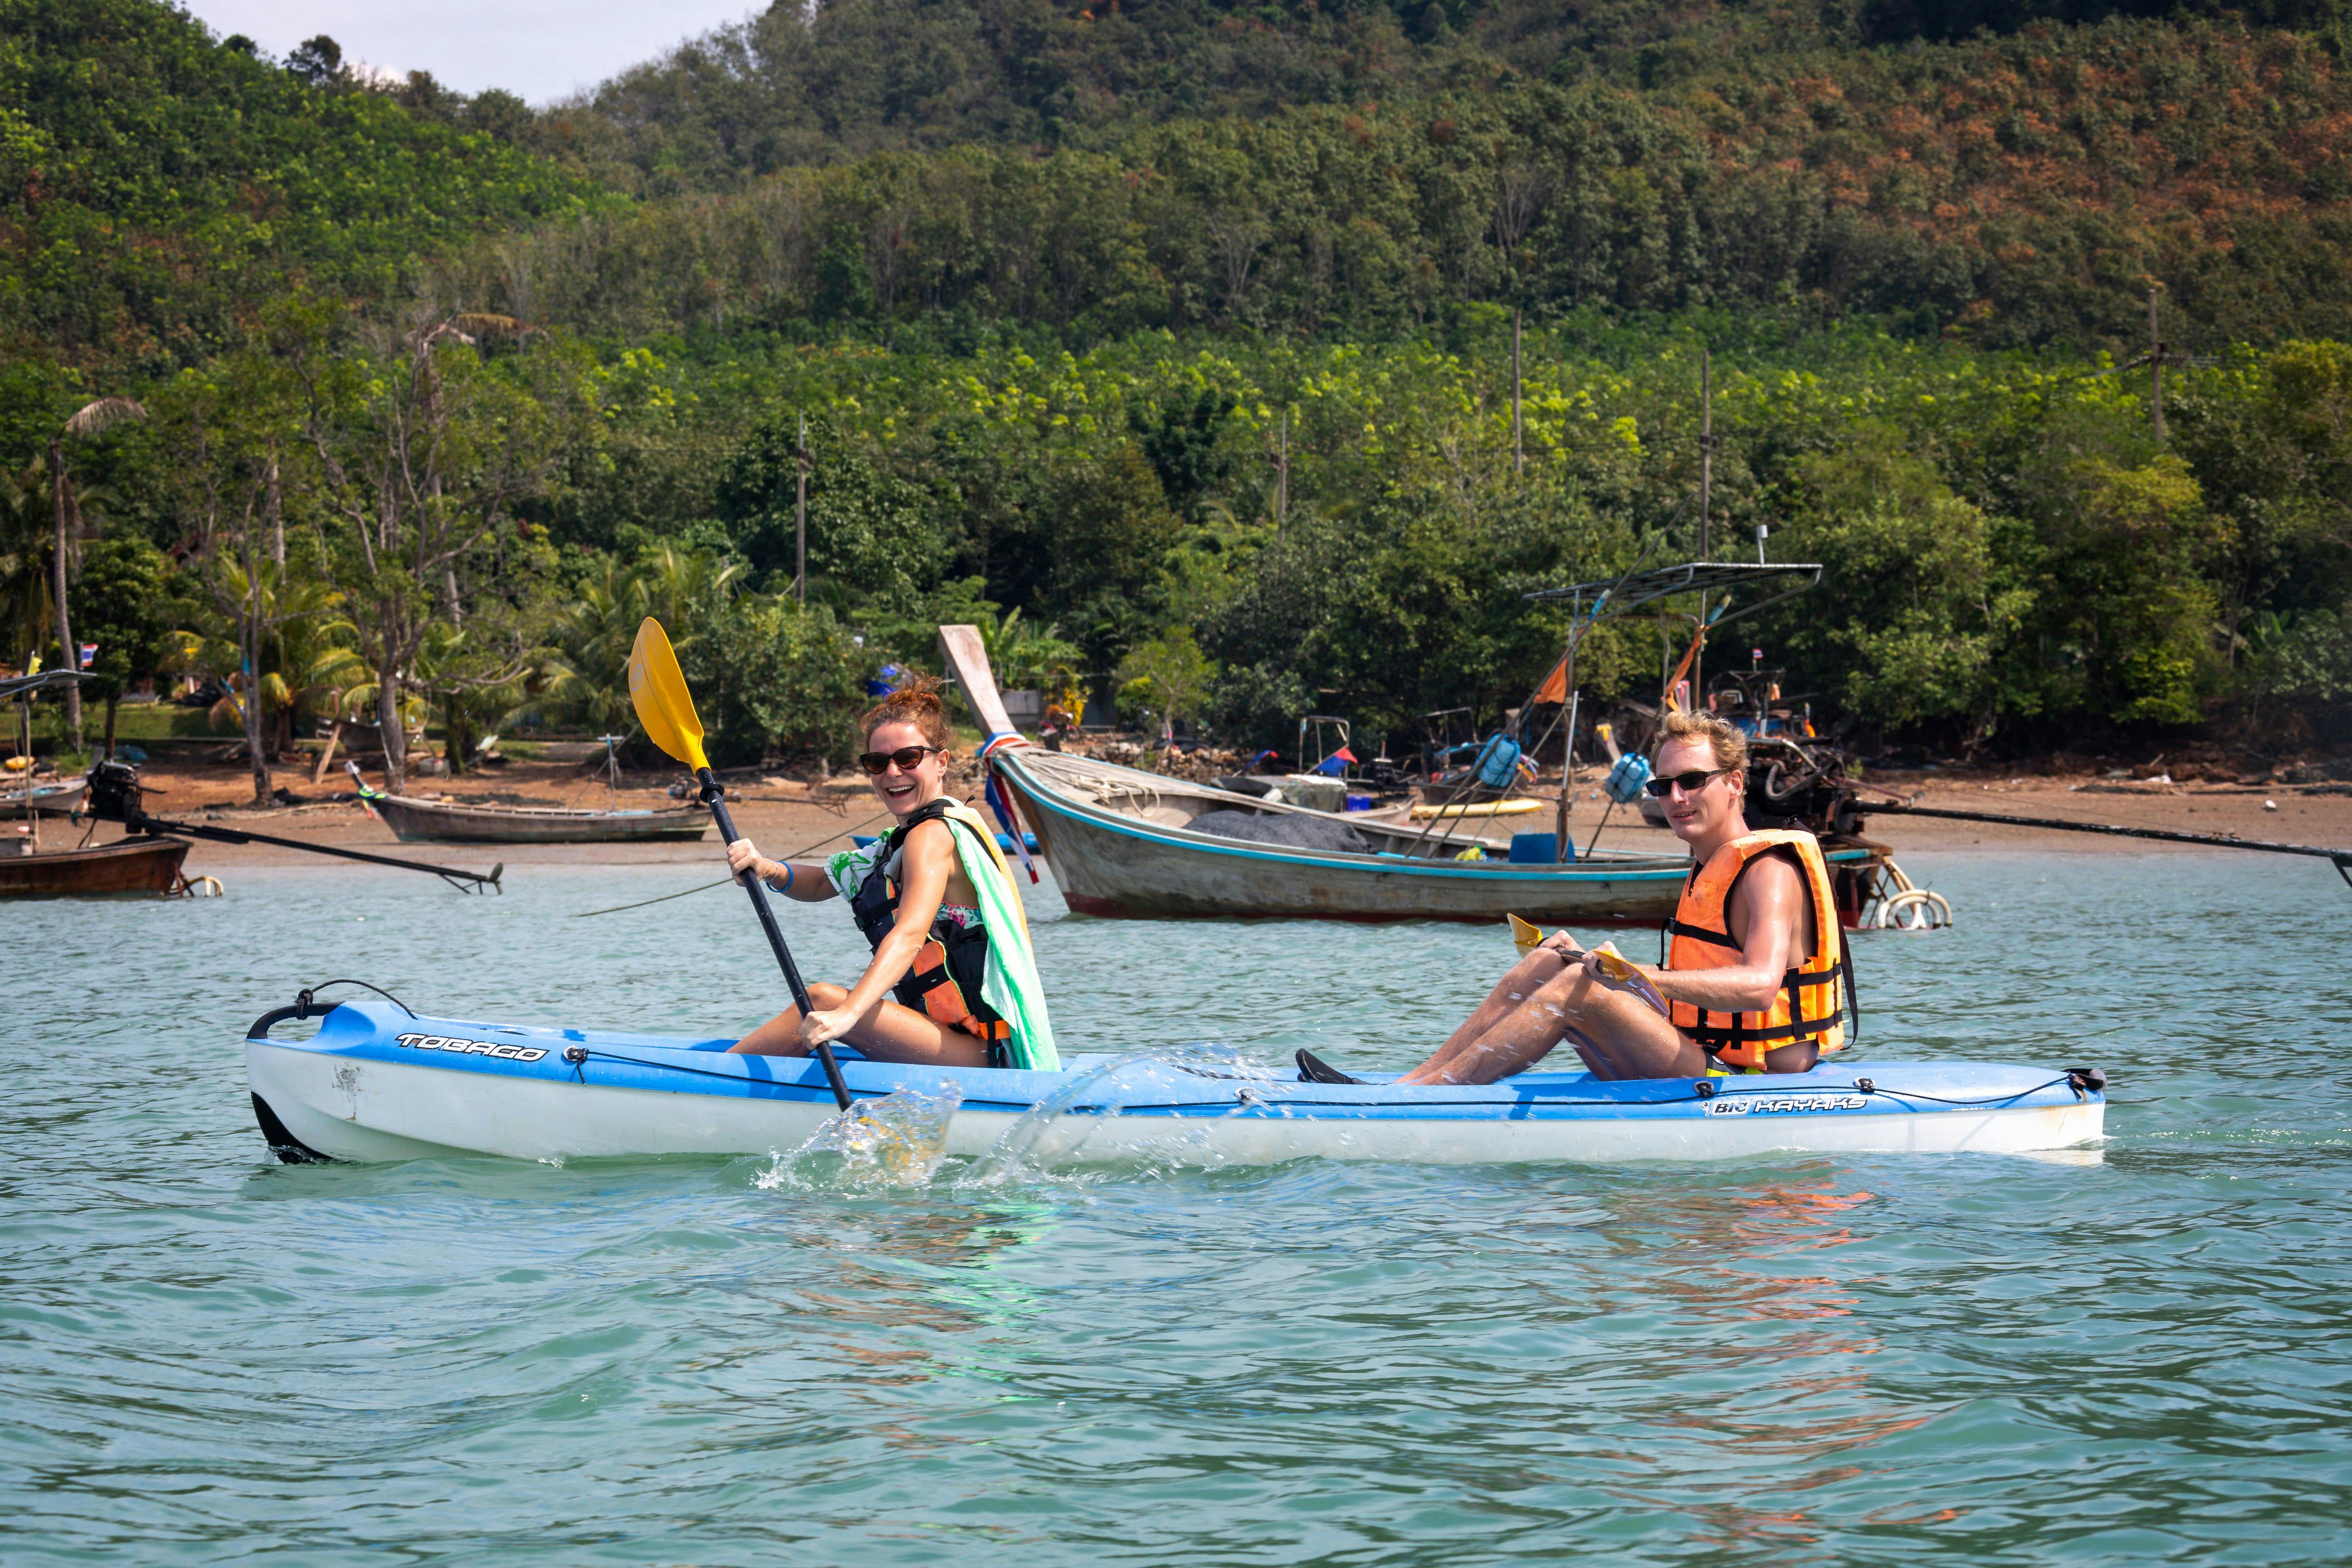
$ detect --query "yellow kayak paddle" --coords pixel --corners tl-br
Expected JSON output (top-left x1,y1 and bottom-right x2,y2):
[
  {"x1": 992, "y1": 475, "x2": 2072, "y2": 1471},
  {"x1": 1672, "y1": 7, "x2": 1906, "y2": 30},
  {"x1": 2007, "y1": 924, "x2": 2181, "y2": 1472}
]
[
  {"x1": 1504, "y1": 913, "x2": 1671, "y2": 1018},
  {"x1": 628, "y1": 617, "x2": 854, "y2": 1110}
]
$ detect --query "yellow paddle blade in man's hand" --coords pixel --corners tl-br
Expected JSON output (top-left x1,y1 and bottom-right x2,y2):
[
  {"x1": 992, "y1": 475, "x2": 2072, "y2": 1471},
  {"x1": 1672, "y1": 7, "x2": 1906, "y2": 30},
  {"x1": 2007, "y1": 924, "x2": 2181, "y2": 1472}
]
[{"x1": 628, "y1": 618, "x2": 709, "y2": 774}]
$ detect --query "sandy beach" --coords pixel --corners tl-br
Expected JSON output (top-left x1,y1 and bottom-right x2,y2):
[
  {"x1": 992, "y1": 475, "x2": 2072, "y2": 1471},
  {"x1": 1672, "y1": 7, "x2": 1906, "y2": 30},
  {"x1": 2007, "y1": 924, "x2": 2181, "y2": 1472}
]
[{"x1": 54, "y1": 749, "x2": 2352, "y2": 883}]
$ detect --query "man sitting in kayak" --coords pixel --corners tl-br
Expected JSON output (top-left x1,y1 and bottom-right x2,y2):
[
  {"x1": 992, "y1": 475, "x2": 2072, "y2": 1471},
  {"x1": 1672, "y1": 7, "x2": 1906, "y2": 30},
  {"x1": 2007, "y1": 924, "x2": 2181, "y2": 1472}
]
[
  {"x1": 1369, "y1": 710, "x2": 1847, "y2": 1085},
  {"x1": 720, "y1": 678, "x2": 1058, "y2": 1071}
]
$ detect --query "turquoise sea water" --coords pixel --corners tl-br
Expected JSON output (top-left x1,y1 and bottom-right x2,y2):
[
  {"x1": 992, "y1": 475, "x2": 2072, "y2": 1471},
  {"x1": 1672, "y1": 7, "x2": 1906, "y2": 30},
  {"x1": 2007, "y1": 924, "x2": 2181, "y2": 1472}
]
[{"x1": 5, "y1": 849, "x2": 2351, "y2": 1564}]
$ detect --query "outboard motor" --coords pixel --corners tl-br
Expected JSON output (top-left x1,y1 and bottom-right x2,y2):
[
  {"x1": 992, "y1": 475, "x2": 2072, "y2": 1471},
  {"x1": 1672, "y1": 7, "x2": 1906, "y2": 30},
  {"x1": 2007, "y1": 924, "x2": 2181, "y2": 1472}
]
[{"x1": 83, "y1": 758, "x2": 147, "y2": 827}]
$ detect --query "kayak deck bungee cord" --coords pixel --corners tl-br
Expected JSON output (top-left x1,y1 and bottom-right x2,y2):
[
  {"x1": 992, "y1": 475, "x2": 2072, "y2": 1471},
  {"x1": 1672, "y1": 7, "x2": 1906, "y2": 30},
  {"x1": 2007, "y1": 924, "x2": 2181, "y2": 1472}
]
[{"x1": 245, "y1": 993, "x2": 2106, "y2": 1167}]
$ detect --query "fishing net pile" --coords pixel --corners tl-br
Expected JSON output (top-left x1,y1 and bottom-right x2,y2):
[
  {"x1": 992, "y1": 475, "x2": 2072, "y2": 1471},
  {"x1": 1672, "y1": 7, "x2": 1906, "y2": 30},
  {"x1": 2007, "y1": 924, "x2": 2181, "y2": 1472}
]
[{"x1": 1187, "y1": 809, "x2": 1371, "y2": 854}]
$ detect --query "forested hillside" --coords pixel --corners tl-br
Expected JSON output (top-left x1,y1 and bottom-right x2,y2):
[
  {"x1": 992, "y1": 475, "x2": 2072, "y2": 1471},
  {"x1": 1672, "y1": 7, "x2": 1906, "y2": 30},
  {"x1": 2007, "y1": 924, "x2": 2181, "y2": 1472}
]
[
  {"x1": 0, "y1": 0, "x2": 596, "y2": 369},
  {"x1": 2, "y1": 0, "x2": 2347, "y2": 799},
  {"x1": 565, "y1": 0, "x2": 2352, "y2": 188},
  {"x1": 435, "y1": 23, "x2": 2352, "y2": 354}
]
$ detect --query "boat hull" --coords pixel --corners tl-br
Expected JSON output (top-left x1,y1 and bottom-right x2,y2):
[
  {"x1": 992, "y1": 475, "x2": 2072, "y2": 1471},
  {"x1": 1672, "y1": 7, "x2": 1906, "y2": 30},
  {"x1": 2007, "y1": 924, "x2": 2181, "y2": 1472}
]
[
  {"x1": 0, "y1": 779, "x2": 88, "y2": 818},
  {"x1": 997, "y1": 752, "x2": 1691, "y2": 924},
  {"x1": 370, "y1": 793, "x2": 712, "y2": 844},
  {"x1": 245, "y1": 998, "x2": 2106, "y2": 1168},
  {"x1": 0, "y1": 835, "x2": 189, "y2": 895}
]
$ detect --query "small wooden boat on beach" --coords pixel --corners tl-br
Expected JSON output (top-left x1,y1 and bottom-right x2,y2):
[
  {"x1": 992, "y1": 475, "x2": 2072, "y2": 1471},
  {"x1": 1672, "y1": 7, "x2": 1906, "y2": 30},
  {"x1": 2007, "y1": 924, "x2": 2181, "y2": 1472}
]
[
  {"x1": 0, "y1": 835, "x2": 190, "y2": 896},
  {"x1": 362, "y1": 790, "x2": 712, "y2": 846},
  {"x1": 0, "y1": 776, "x2": 87, "y2": 818}
]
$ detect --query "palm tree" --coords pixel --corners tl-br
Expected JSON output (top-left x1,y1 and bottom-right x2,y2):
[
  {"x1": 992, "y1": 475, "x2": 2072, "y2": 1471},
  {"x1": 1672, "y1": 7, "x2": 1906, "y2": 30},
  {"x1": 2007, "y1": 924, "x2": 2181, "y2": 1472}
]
[
  {"x1": 538, "y1": 546, "x2": 742, "y2": 737},
  {"x1": 409, "y1": 620, "x2": 535, "y2": 776},
  {"x1": 164, "y1": 561, "x2": 356, "y2": 805},
  {"x1": 48, "y1": 397, "x2": 147, "y2": 748},
  {"x1": 0, "y1": 463, "x2": 55, "y2": 671}
]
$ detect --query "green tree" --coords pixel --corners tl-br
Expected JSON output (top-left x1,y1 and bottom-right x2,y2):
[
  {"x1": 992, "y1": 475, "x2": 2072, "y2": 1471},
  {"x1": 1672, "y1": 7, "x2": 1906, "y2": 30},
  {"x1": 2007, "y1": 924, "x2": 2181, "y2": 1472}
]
[
  {"x1": 1044, "y1": 444, "x2": 1185, "y2": 666},
  {"x1": 295, "y1": 308, "x2": 588, "y2": 789},
  {"x1": 2069, "y1": 458, "x2": 2224, "y2": 727},
  {"x1": 1779, "y1": 432, "x2": 2023, "y2": 741},
  {"x1": 540, "y1": 544, "x2": 745, "y2": 739},
  {"x1": 684, "y1": 597, "x2": 867, "y2": 768},
  {"x1": 1116, "y1": 628, "x2": 1218, "y2": 746},
  {"x1": 72, "y1": 535, "x2": 171, "y2": 755},
  {"x1": 715, "y1": 414, "x2": 954, "y2": 612}
]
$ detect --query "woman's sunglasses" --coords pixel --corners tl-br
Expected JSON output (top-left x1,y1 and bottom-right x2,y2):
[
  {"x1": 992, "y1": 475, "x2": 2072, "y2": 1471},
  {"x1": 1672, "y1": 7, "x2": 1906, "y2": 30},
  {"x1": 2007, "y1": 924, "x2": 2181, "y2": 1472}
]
[
  {"x1": 1642, "y1": 767, "x2": 1734, "y2": 799},
  {"x1": 858, "y1": 745, "x2": 946, "y2": 776}
]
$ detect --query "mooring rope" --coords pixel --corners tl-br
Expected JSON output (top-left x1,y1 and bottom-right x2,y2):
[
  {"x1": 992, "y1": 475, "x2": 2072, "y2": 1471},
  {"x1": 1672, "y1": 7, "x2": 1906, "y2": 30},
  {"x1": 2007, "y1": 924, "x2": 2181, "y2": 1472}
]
[{"x1": 570, "y1": 809, "x2": 894, "y2": 918}]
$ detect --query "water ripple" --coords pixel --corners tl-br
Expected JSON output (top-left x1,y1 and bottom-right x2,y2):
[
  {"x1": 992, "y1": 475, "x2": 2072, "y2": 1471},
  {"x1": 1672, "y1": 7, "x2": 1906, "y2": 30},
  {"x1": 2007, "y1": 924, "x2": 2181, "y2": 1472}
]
[{"x1": 4, "y1": 852, "x2": 2351, "y2": 1563}]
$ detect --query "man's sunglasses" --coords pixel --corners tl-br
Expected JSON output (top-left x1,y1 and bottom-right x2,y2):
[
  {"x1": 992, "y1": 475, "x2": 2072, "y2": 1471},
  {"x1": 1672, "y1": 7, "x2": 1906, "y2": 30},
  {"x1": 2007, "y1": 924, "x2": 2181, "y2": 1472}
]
[
  {"x1": 1642, "y1": 767, "x2": 1734, "y2": 799},
  {"x1": 858, "y1": 745, "x2": 946, "y2": 776}
]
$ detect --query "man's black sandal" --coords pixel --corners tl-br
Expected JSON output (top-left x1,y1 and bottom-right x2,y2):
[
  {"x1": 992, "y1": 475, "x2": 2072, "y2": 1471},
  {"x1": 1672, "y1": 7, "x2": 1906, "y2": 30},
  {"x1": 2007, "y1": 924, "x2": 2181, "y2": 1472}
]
[{"x1": 1295, "y1": 1048, "x2": 1367, "y2": 1085}]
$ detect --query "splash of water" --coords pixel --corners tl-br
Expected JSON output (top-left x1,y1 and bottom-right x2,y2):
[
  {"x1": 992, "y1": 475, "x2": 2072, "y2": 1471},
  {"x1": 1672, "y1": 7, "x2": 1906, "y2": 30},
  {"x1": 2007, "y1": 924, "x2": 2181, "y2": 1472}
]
[
  {"x1": 756, "y1": 1082, "x2": 964, "y2": 1190},
  {"x1": 962, "y1": 1043, "x2": 1286, "y2": 1185}
]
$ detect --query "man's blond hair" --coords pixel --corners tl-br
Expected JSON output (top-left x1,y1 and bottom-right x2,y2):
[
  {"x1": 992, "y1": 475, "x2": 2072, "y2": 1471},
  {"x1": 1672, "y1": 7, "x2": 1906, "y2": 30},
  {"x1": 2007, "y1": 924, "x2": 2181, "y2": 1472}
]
[{"x1": 1655, "y1": 709, "x2": 1749, "y2": 777}]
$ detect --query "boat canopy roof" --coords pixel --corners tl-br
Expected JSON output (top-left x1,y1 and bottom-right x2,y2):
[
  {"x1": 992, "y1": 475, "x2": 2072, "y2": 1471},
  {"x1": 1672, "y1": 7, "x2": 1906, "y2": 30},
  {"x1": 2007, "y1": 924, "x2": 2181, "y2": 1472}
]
[
  {"x1": 1525, "y1": 561, "x2": 1821, "y2": 629},
  {"x1": 0, "y1": 668, "x2": 93, "y2": 704}
]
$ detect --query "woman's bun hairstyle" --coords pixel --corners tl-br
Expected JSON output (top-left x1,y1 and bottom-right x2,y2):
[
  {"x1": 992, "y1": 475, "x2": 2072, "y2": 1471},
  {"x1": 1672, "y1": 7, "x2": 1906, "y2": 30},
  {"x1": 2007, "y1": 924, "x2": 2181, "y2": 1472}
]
[{"x1": 861, "y1": 674, "x2": 953, "y2": 750}]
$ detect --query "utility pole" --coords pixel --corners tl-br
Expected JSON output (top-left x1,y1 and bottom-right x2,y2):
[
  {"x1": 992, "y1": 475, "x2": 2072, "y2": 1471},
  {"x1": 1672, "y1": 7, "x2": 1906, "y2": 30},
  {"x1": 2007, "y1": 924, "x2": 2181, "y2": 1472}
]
[
  {"x1": 46, "y1": 436, "x2": 81, "y2": 749},
  {"x1": 794, "y1": 412, "x2": 809, "y2": 606},
  {"x1": 2148, "y1": 287, "x2": 2166, "y2": 442},
  {"x1": 1511, "y1": 309, "x2": 1524, "y2": 474},
  {"x1": 1698, "y1": 347, "x2": 1712, "y2": 560},
  {"x1": 1694, "y1": 347, "x2": 1713, "y2": 710}
]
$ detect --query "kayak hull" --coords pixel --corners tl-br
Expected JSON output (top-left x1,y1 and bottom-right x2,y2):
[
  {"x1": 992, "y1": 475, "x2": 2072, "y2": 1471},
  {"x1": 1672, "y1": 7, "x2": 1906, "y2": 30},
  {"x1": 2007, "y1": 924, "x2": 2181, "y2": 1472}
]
[{"x1": 247, "y1": 998, "x2": 2106, "y2": 1168}]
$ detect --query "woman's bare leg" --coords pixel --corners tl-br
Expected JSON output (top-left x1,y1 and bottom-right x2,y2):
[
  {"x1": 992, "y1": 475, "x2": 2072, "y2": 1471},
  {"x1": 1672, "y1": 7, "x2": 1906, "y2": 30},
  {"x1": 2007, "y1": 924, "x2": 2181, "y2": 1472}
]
[
  {"x1": 730, "y1": 982, "x2": 847, "y2": 1055},
  {"x1": 730, "y1": 983, "x2": 992, "y2": 1069}
]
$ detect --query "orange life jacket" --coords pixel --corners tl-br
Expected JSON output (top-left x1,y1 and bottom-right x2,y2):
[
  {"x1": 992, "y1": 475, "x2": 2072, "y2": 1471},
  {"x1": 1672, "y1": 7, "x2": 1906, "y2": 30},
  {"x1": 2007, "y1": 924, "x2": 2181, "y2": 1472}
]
[{"x1": 1664, "y1": 829, "x2": 1849, "y2": 1071}]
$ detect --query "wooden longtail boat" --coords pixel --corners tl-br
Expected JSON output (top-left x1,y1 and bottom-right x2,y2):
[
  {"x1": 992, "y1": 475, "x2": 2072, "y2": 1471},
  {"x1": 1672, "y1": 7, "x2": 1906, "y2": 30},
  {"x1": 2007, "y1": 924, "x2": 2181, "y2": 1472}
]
[
  {"x1": 0, "y1": 836, "x2": 189, "y2": 896},
  {"x1": 0, "y1": 776, "x2": 87, "y2": 818},
  {"x1": 937, "y1": 625, "x2": 1718, "y2": 926},
  {"x1": 363, "y1": 791, "x2": 712, "y2": 846}
]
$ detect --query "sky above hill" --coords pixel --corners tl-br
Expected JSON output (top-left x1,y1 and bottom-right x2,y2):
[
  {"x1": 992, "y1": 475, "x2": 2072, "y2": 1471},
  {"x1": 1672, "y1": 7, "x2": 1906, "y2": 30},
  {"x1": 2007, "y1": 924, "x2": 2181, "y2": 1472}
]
[{"x1": 182, "y1": 0, "x2": 756, "y2": 103}]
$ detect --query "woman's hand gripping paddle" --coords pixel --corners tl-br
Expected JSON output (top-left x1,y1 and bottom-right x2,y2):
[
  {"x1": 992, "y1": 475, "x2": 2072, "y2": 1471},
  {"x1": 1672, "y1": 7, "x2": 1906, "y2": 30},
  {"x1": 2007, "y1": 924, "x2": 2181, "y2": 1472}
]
[{"x1": 628, "y1": 617, "x2": 855, "y2": 1111}]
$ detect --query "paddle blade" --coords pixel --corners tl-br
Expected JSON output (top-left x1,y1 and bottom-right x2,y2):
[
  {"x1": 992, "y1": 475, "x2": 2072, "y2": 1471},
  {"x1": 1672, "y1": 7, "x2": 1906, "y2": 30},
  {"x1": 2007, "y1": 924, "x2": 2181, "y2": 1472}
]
[
  {"x1": 628, "y1": 618, "x2": 709, "y2": 773},
  {"x1": 1508, "y1": 912, "x2": 1547, "y2": 952}
]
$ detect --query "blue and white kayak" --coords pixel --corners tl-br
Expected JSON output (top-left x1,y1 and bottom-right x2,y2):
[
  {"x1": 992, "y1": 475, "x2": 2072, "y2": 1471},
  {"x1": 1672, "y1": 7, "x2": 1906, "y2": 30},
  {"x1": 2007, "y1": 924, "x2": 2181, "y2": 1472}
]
[{"x1": 244, "y1": 996, "x2": 2106, "y2": 1167}]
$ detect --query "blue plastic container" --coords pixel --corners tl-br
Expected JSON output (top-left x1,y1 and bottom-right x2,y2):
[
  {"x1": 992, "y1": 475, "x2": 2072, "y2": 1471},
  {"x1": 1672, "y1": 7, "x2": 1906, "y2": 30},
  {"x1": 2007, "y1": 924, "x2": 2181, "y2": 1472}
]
[
  {"x1": 1344, "y1": 794, "x2": 1373, "y2": 811},
  {"x1": 1473, "y1": 735, "x2": 1523, "y2": 790},
  {"x1": 1508, "y1": 832, "x2": 1567, "y2": 863},
  {"x1": 1604, "y1": 753, "x2": 1653, "y2": 804}
]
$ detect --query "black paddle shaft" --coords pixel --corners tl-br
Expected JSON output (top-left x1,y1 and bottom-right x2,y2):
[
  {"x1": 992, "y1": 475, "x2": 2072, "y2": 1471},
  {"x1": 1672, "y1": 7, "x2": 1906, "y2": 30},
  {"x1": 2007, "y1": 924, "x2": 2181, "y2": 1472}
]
[{"x1": 699, "y1": 769, "x2": 854, "y2": 1111}]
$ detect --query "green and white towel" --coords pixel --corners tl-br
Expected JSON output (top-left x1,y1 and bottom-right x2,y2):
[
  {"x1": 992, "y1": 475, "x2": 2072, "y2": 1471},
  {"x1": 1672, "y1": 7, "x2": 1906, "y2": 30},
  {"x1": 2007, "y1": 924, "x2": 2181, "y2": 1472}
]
[{"x1": 825, "y1": 805, "x2": 1060, "y2": 1071}]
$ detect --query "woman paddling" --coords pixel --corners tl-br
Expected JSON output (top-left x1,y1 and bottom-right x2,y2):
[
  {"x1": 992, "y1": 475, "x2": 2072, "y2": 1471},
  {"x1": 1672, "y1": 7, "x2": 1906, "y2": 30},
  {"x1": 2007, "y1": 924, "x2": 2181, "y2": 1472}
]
[{"x1": 721, "y1": 679, "x2": 1059, "y2": 1070}]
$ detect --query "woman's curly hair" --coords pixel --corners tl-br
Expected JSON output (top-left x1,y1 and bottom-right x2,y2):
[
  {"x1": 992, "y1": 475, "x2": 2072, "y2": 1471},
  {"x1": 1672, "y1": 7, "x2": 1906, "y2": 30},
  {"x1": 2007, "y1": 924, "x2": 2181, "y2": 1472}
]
[{"x1": 860, "y1": 674, "x2": 953, "y2": 750}]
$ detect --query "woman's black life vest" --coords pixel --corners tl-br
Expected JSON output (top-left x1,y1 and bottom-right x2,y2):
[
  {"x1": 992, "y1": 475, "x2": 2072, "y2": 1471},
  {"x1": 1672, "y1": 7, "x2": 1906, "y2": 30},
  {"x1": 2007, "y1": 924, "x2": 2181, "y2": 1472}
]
[{"x1": 847, "y1": 799, "x2": 1009, "y2": 1061}]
